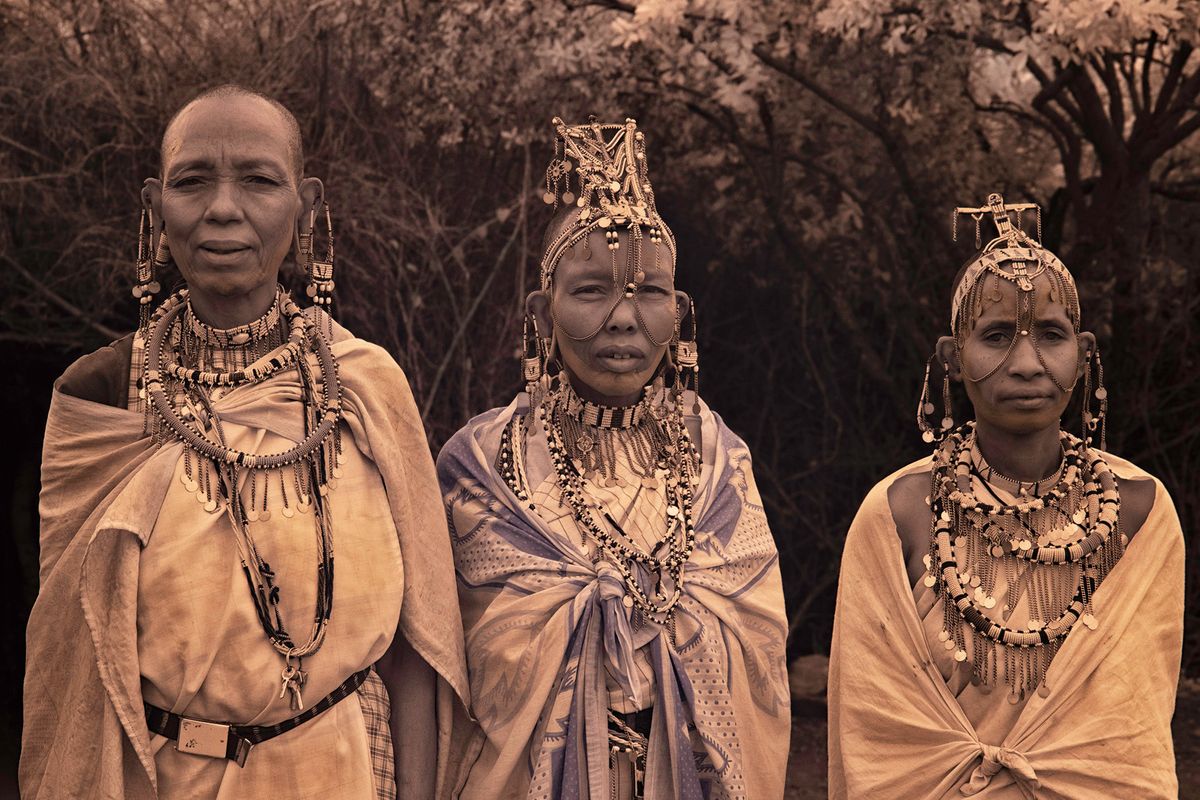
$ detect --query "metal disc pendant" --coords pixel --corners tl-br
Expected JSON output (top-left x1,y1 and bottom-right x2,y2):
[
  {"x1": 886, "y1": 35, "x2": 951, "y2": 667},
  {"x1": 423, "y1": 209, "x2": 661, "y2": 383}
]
[
  {"x1": 937, "y1": 629, "x2": 950, "y2": 642},
  {"x1": 923, "y1": 574, "x2": 936, "y2": 588},
  {"x1": 281, "y1": 505, "x2": 296, "y2": 519},
  {"x1": 259, "y1": 509, "x2": 271, "y2": 522},
  {"x1": 622, "y1": 595, "x2": 634, "y2": 609},
  {"x1": 922, "y1": 430, "x2": 935, "y2": 443},
  {"x1": 990, "y1": 544, "x2": 1005, "y2": 558},
  {"x1": 1037, "y1": 684, "x2": 1051, "y2": 698},
  {"x1": 184, "y1": 480, "x2": 198, "y2": 494},
  {"x1": 298, "y1": 497, "x2": 311, "y2": 513},
  {"x1": 953, "y1": 649, "x2": 967, "y2": 662},
  {"x1": 970, "y1": 575, "x2": 981, "y2": 588},
  {"x1": 332, "y1": 467, "x2": 343, "y2": 479},
  {"x1": 542, "y1": 191, "x2": 555, "y2": 204},
  {"x1": 1081, "y1": 613, "x2": 1098, "y2": 630},
  {"x1": 203, "y1": 499, "x2": 217, "y2": 513},
  {"x1": 641, "y1": 476, "x2": 659, "y2": 489},
  {"x1": 984, "y1": 596, "x2": 997, "y2": 609},
  {"x1": 1008, "y1": 691, "x2": 1022, "y2": 705},
  {"x1": 943, "y1": 639, "x2": 955, "y2": 651},
  {"x1": 247, "y1": 509, "x2": 260, "y2": 522},
  {"x1": 666, "y1": 504, "x2": 680, "y2": 517}
]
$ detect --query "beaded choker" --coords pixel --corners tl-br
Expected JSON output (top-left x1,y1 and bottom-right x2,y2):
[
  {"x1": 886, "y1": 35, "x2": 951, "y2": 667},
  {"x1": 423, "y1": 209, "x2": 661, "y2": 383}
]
[
  {"x1": 186, "y1": 293, "x2": 283, "y2": 348},
  {"x1": 143, "y1": 288, "x2": 345, "y2": 710},
  {"x1": 923, "y1": 423, "x2": 1124, "y2": 701},
  {"x1": 561, "y1": 385, "x2": 650, "y2": 429}
]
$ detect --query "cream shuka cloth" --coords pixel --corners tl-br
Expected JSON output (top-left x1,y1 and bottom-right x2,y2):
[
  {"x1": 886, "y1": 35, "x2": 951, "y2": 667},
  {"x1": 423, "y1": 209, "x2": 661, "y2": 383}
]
[
  {"x1": 829, "y1": 455, "x2": 1183, "y2": 799},
  {"x1": 22, "y1": 314, "x2": 469, "y2": 800},
  {"x1": 438, "y1": 397, "x2": 790, "y2": 799}
]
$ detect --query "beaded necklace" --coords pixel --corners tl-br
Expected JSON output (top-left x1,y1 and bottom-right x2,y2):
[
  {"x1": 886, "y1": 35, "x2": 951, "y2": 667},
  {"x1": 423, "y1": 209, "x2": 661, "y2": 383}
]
[
  {"x1": 922, "y1": 423, "x2": 1124, "y2": 701},
  {"x1": 498, "y1": 381, "x2": 701, "y2": 638},
  {"x1": 143, "y1": 288, "x2": 345, "y2": 709}
]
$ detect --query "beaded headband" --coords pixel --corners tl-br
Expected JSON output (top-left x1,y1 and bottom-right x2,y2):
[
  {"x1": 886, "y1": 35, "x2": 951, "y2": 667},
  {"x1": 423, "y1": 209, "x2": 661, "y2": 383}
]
[
  {"x1": 950, "y1": 193, "x2": 1080, "y2": 337},
  {"x1": 539, "y1": 116, "x2": 677, "y2": 291}
]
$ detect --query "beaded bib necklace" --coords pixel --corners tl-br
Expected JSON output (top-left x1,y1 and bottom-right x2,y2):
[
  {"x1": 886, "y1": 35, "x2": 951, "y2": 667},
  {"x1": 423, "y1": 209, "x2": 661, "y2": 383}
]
[
  {"x1": 498, "y1": 380, "x2": 701, "y2": 638},
  {"x1": 923, "y1": 423, "x2": 1124, "y2": 701},
  {"x1": 143, "y1": 288, "x2": 345, "y2": 709}
]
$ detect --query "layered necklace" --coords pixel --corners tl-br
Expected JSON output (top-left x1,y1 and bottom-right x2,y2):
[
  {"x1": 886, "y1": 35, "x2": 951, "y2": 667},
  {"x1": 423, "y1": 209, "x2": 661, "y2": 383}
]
[
  {"x1": 498, "y1": 380, "x2": 700, "y2": 639},
  {"x1": 923, "y1": 422, "x2": 1124, "y2": 701},
  {"x1": 142, "y1": 287, "x2": 344, "y2": 709}
]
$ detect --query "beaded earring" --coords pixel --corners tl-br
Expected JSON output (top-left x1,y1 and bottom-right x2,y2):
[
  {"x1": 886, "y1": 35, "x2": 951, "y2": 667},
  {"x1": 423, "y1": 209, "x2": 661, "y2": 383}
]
[
  {"x1": 916, "y1": 355, "x2": 954, "y2": 443},
  {"x1": 132, "y1": 209, "x2": 162, "y2": 333},
  {"x1": 303, "y1": 202, "x2": 335, "y2": 310},
  {"x1": 673, "y1": 298, "x2": 700, "y2": 415},
  {"x1": 521, "y1": 313, "x2": 550, "y2": 408},
  {"x1": 1081, "y1": 348, "x2": 1108, "y2": 451}
]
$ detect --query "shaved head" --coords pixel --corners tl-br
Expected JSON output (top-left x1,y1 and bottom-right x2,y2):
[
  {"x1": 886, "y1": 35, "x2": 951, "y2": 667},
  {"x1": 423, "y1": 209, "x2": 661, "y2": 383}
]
[{"x1": 161, "y1": 85, "x2": 303, "y2": 182}]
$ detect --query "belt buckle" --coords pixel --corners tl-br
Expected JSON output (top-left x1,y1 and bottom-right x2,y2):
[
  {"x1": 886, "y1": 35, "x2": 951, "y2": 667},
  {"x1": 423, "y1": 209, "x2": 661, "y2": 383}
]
[{"x1": 176, "y1": 718, "x2": 230, "y2": 760}]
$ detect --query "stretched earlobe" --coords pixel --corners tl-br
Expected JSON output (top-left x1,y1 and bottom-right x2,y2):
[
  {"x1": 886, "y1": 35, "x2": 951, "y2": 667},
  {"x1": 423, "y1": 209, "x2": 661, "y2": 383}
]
[{"x1": 935, "y1": 335, "x2": 962, "y2": 381}]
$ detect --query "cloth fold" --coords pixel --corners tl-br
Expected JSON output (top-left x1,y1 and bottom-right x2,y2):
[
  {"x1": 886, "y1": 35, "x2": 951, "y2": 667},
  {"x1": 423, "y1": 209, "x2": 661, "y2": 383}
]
[
  {"x1": 828, "y1": 454, "x2": 1183, "y2": 800},
  {"x1": 439, "y1": 398, "x2": 789, "y2": 799}
]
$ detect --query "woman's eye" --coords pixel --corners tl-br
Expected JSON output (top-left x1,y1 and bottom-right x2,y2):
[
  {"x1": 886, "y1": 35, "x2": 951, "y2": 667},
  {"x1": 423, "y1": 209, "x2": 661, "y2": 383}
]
[
  {"x1": 246, "y1": 175, "x2": 279, "y2": 186},
  {"x1": 638, "y1": 285, "x2": 669, "y2": 295},
  {"x1": 1040, "y1": 329, "x2": 1065, "y2": 341},
  {"x1": 170, "y1": 176, "x2": 204, "y2": 188},
  {"x1": 983, "y1": 331, "x2": 1009, "y2": 344},
  {"x1": 572, "y1": 285, "x2": 605, "y2": 296}
]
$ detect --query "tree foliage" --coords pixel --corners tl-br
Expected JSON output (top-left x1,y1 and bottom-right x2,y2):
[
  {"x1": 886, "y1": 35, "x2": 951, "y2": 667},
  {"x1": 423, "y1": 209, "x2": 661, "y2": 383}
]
[{"x1": 1, "y1": 0, "x2": 1197, "y2": 673}]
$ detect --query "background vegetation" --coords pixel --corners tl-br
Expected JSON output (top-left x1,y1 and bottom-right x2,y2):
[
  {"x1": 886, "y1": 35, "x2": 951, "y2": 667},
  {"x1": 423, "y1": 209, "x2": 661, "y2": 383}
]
[{"x1": 2, "y1": 0, "x2": 1198, "y2": 783}]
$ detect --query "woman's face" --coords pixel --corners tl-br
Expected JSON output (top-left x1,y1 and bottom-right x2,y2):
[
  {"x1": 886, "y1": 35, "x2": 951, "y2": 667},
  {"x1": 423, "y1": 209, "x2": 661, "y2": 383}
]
[
  {"x1": 530, "y1": 228, "x2": 684, "y2": 406},
  {"x1": 941, "y1": 270, "x2": 1092, "y2": 435}
]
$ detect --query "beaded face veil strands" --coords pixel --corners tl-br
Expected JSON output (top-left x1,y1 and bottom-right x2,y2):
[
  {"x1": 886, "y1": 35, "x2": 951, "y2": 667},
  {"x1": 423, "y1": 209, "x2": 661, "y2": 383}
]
[{"x1": 917, "y1": 192, "x2": 1124, "y2": 702}]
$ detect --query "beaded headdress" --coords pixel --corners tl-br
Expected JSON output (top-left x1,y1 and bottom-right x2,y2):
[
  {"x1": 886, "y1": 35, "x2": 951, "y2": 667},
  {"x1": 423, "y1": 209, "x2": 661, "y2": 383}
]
[
  {"x1": 950, "y1": 192, "x2": 1080, "y2": 340},
  {"x1": 539, "y1": 116, "x2": 677, "y2": 291}
]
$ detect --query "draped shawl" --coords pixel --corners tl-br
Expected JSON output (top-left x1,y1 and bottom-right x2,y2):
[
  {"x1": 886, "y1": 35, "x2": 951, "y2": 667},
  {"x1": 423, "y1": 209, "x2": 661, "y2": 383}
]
[
  {"x1": 437, "y1": 398, "x2": 790, "y2": 800},
  {"x1": 828, "y1": 455, "x2": 1184, "y2": 799},
  {"x1": 22, "y1": 315, "x2": 469, "y2": 799}
]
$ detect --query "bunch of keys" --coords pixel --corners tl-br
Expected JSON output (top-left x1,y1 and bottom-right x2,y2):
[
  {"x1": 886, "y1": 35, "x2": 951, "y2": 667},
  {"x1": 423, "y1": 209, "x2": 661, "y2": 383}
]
[{"x1": 279, "y1": 661, "x2": 307, "y2": 710}]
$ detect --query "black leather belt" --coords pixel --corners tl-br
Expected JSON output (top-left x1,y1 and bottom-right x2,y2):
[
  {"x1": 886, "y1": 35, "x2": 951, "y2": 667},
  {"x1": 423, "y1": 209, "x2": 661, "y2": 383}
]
[{"x1": 144, "y1": 666, "x2": 371, "y2": 767}]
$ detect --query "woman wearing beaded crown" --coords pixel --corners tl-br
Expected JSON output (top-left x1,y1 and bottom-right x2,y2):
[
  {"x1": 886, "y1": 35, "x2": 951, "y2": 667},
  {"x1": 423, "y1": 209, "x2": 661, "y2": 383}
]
[
  {"x1": 828, "y1": 193, "x2": 1183, "y2": 798},
  {"x1": 22, "y1": 86, "x2": 468, "y2": 799},
  {"x1": 437, "y1": 118, "x2": 790, "y2": 799}
]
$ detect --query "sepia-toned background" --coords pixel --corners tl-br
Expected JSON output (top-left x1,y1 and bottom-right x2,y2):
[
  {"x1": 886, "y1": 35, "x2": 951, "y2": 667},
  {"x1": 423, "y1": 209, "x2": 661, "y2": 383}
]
[{"x1": 2, "y1": 1, "x2": 1197, "y2": 795}]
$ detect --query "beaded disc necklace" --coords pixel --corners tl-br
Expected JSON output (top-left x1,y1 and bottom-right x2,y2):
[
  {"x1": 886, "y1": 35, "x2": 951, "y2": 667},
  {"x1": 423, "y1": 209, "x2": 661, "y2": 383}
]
[
  {"x1": 498, "y1": 380, "x2": 701, "y2": 639},
  {"x1": 922, "y1": 423, "x2": 1124, "y2": 701},
  {"x1": 143, "y1": 288, "x2": 345, "y2": 709}
]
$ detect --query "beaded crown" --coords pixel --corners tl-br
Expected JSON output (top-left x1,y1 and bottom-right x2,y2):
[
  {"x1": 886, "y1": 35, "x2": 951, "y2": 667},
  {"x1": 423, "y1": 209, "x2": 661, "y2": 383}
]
[
  {"x1": 539, "y1": 116, "x2": 677, "y2": 290},
  {"x1": 951, "y1": 192, "x2": 1080, "y2": 336}
]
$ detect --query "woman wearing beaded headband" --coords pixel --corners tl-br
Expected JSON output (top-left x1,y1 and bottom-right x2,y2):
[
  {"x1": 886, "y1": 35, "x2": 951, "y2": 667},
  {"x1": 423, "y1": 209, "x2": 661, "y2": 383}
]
[
  {"x1": 22, "y1": 86, "x2": 467, "y2": 800},
  {"x1": 437, "y1": 117, "x2": 789, "y2": 799},
  {"x1": 828, "y1": 193, "x2": 1183, "y2": 798}
]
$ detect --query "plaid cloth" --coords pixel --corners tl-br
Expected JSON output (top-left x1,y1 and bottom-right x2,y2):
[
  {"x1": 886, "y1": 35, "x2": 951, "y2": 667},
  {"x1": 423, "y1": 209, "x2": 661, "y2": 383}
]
[{"x1": 357, "y1": 666, "x2": 397, "y2": 800}]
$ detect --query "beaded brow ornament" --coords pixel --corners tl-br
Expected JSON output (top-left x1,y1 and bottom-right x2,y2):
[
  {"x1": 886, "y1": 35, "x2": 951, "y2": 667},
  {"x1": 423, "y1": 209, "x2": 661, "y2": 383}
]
[
  {"x1": 540, "y1": 117, "x2": 678, "y2": 293},
  {"x1": 950, "y1": 193, "x2": 1081, "y2": 387}
]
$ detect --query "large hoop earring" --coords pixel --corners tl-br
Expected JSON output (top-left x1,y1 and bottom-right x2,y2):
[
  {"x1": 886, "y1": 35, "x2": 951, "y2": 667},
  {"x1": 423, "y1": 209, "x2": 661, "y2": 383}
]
[
  {"x1": 1081, "y1": 348, "x2": 1108, "y2": 451},
  {"x1": 917, "y1": 355, "x2": 954, "y2": 444},
  {"x1": 304, "y1": 202, "x2": 335, "y2": 312},
  {"x1": 132, "y1": 209, "x2": 162, "y2": 333}
]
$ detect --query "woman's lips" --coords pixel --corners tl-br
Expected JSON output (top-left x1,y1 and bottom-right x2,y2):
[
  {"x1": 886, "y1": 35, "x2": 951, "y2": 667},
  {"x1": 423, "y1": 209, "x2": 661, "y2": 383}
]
[{"x1": 594, "y1": 345, "x2": 646, "y2": 373}]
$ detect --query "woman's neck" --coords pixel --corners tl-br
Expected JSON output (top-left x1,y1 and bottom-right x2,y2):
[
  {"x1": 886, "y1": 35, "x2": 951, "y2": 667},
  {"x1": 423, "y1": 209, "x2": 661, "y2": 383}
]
[
  {"x1": 186, "y1": 282, "x2": 279, "y2": 329},
  {"x1": 972, "y1": 419, "x2": 1063, "y2": 483},
  {"x1": 563, "y1": 372, "x2": 643, "y2": 408}
]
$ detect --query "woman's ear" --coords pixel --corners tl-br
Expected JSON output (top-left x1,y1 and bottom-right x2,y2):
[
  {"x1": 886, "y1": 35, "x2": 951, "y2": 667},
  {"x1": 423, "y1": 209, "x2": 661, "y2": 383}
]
[
  {"x1": 936, "y1": 335, "x2": 962, "y2": 381},
  {"x1": 1076, "y1": 330, "x2": 1097, "y2": 381},
  {"x1": 674, "y1": 290, "x2": 691, "y2": 332},
  {"x1": 142, "y1": 178, "x2": 163, "y2": 243},
  {"x1": 526, "y1": 290, "x2": 551, "y2": 335}
]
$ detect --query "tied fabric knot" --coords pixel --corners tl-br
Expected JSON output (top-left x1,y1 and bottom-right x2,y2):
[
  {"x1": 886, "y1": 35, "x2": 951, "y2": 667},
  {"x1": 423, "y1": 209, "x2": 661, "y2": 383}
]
[
  {"x1": 960, "y1": 743, "x2": 1040, "y2": 796},
  {"x1": 595, "y1": 563, "x2": 644, "y2": 707}
]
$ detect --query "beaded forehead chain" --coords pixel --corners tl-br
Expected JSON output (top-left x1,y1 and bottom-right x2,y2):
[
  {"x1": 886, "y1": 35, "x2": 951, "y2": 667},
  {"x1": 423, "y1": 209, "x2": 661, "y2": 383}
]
[
  {"x1": 950, "y1": 192, "x2": 1080, "y2": 340},
  {"x1": 539, "y1": 116, "x2": 677, "y2": 292}
]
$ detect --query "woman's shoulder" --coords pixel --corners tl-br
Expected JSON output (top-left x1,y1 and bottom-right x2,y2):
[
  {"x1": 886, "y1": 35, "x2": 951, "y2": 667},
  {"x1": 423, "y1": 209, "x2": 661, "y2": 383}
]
[
  {"x1": 55, "y1": 334, "x2": 135, "y2": 407},
  {"x1": 1096, "y1": 450, "x2": 1163, "y2": 543}
]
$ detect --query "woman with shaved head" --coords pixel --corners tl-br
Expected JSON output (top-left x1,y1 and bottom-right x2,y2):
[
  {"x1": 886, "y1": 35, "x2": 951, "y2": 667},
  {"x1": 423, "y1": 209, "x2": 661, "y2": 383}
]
[
  {"x1": 21, "y1": 86, "x2": 467, "y2": 800},
  {"x1": 828, "y1": 194, "x2": 1183, "y2": 798},
  {"x1": 436, "y1": 117, "x2": 790, "y2": 799}
]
